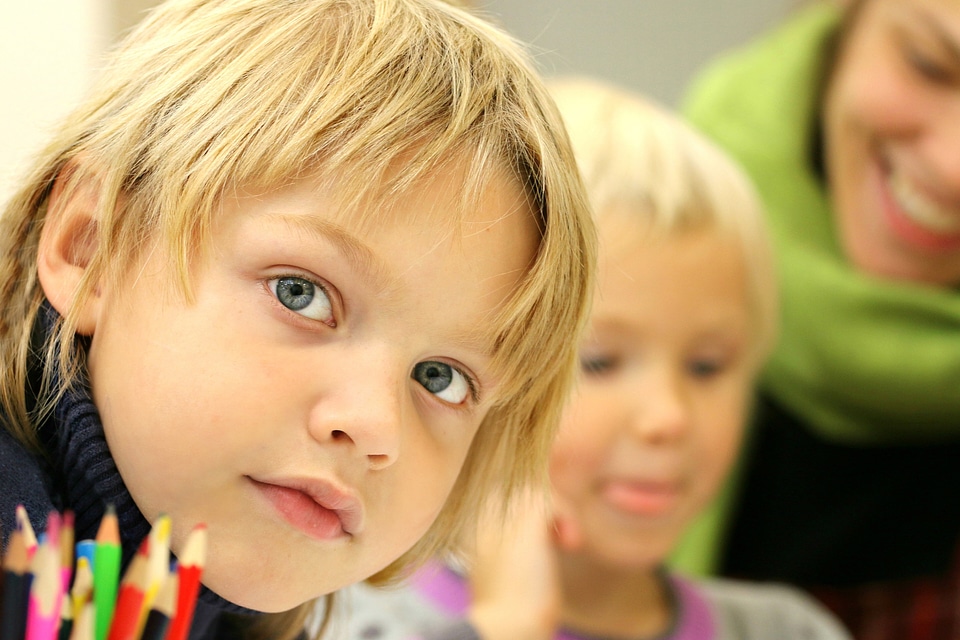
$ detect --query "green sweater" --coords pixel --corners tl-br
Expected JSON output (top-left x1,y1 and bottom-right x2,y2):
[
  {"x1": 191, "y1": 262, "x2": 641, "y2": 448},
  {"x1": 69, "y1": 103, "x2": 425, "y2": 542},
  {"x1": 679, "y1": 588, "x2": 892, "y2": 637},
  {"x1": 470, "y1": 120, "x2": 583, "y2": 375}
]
[{"x1": 685, "y1": 3, "x2": 960, "y2": 445}]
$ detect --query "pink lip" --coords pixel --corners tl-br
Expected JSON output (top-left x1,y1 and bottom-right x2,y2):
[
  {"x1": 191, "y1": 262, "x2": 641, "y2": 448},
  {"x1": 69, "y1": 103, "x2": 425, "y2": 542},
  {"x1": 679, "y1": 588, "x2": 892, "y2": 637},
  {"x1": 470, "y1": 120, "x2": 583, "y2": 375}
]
[
  {"x1": 251, "y1": 477, "x2": 364, "y2": 539},
  {"x1": 875, "y1": 160, "x2": 960, "y2": 253},
  {"x1": 600, "y1": 479, "x2": 680, "y2": 517}
]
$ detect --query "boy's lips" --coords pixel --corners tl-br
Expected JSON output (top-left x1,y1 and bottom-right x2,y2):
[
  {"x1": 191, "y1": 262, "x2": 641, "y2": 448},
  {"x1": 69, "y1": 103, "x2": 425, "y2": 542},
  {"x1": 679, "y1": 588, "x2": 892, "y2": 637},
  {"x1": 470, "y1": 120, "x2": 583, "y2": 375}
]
[{"x1": 250, "y1": 476, "x2": 364, "y2": 539}]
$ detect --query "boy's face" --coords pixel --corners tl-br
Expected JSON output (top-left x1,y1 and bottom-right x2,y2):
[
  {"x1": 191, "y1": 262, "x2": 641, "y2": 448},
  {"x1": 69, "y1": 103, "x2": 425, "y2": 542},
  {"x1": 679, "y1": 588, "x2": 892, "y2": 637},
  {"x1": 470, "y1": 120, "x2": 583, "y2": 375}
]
[
  {"x1": 83, "y1": 160, "x2": 538, "y2": 610},
  {"x1": 550, "y1": 221, "x2": 754, "y2": 569}
]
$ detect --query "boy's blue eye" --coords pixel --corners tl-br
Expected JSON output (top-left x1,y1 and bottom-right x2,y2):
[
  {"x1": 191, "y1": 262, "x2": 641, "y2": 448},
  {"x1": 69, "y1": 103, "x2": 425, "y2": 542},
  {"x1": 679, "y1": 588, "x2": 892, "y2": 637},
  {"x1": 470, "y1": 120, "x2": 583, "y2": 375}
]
[
  {"x1": 412, "y1": 361, "x2": 470, "y2": 404},
  {"x1": 270, "y1": 276, "x2": 333, "y2": 323}
]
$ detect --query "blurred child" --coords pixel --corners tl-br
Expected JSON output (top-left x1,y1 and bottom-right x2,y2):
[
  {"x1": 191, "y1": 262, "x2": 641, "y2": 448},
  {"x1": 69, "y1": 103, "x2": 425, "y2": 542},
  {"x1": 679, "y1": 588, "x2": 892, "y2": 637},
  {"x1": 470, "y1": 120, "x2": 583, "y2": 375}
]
[
  {"x1": 0, "y1": 1, "x2": 596, "y2": 638},
  {"x1": 339, "y1": 77, "x2": 852, "y2": 640}
]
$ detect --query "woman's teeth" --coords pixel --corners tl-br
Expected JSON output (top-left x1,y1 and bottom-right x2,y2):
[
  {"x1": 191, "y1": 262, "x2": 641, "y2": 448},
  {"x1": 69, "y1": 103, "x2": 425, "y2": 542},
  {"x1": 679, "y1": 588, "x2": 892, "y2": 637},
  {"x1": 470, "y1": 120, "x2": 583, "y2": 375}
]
[{"x1": 889, "y1": 170, "x2": 960, "y2": 234}]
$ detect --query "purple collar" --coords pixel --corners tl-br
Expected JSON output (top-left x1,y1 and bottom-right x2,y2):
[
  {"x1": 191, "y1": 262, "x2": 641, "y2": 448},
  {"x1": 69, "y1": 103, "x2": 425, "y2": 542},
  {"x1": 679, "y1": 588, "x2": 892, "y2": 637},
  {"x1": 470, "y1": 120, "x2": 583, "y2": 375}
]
[{"x1": 411, "y1": 562, "x2": 715, "y2": 640}]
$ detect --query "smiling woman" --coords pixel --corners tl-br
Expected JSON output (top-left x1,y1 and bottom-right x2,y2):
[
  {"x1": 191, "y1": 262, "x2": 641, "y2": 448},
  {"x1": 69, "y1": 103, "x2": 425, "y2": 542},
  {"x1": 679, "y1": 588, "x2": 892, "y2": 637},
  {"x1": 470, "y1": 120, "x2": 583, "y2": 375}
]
[{"x1": 680, "y1": 0, "x2": 960, "y2": 637}]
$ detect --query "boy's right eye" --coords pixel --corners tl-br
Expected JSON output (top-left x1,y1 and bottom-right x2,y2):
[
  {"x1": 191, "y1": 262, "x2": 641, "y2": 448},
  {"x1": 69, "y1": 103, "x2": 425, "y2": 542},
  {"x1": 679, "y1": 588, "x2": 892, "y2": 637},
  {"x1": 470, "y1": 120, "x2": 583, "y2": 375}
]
[{"x1": 269, "y1": 276, "x2": 334, "y2": 325}]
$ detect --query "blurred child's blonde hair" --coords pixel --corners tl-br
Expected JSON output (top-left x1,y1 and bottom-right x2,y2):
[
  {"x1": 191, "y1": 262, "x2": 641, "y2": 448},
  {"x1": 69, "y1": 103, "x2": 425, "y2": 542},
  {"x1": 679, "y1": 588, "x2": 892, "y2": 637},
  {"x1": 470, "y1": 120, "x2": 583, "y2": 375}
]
[
  {"x1": 549, "y1": 76, "x2": 777, "y2": 363},
  {"x1": 0, "y1": 1, "x2": 595, "y2": 637}
]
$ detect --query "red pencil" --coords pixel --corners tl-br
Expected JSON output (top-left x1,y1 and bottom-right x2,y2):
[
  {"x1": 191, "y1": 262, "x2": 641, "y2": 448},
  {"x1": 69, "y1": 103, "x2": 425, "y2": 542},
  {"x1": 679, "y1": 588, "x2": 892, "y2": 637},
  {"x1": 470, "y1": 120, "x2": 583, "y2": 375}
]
[
  {"x1": 164, "y1": 525, "x2": 207, "y2": 640},
  {"x1": 105, "y1": 550, "x2": 149, "y2": 640}
]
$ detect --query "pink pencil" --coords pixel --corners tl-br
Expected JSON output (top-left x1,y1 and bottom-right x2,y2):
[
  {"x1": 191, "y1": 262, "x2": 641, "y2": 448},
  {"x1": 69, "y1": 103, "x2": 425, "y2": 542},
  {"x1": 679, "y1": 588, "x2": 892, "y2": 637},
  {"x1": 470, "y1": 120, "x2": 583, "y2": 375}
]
[{"x1": 25, "y1": 512, "x2": 62, "y2": 640}]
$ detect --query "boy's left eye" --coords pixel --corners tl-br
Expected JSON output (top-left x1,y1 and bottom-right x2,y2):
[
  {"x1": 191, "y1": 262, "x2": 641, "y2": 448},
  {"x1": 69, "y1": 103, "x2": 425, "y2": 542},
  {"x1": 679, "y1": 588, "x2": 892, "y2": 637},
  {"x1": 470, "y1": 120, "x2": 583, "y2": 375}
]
[
  {"x1": 412, "y1": 361, "x2": 471, "y2": 404},
  {"x1": 269, "y1": 276, "x2": 334, "y2": 324}
]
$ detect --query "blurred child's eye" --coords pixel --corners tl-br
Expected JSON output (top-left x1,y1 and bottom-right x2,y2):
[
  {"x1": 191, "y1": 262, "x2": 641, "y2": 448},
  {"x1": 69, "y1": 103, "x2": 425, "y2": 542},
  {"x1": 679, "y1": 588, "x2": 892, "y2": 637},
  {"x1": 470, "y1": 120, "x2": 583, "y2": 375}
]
[
  {"x1": 580, "y1": 355, "x2": 616, "y2": 376},
  {"x1": 688, "y1": 358, "x2": 724, "y2": 379},
  {"x1": 412, "y1": 361, "x2": 473, "y2": 404},
  {"x1": 269, "y1": 276, "x2": 333, "y2": 324},
  {"x1": 904, "y1": 44, "x2": 955, "y2": 85}
]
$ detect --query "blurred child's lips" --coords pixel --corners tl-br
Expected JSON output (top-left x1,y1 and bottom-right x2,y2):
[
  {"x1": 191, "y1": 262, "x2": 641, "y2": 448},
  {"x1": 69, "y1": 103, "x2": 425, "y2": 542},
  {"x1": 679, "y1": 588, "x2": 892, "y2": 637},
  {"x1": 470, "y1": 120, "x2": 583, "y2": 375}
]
[
  {"x1": 600, "y1": 479, "x2": 680, "y2": 517},
  {"x1": 250, "y1": 477, "x2": 364, "y2": 539}
]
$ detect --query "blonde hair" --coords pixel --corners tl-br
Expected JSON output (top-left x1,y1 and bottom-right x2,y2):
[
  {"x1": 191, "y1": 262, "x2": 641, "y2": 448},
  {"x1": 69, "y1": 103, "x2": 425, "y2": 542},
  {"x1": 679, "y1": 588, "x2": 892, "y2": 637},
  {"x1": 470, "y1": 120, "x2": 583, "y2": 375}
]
[
  {"x1": 0, "y1": 1, "x2": 595, "y2": 637},
  {"x1": 548, "y1": 76, "x2": 777, "y2": 362}
]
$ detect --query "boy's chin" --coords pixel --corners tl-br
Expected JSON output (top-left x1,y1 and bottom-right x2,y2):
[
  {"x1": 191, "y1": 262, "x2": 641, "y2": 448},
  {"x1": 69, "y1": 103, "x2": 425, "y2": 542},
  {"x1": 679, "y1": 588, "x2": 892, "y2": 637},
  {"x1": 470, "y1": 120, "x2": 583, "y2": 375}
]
[{"x1": 201, "y1": 561, "x2": 327, "y2": 613}]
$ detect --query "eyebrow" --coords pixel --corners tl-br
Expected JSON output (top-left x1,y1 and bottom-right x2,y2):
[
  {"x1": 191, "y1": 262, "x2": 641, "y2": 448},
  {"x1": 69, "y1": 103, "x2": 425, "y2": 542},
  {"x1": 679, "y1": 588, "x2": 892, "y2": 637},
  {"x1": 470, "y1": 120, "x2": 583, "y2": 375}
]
[{"x1": 271, "y1": 213, "x2": 394, "y2": 293}]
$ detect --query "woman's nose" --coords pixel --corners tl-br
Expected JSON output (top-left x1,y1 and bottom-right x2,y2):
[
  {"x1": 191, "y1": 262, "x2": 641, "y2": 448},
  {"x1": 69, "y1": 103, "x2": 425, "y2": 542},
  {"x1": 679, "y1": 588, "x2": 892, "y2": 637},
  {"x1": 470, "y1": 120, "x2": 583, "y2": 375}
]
[{"x1": 923, "y1": 106, "x2": 960, "y2": 198}]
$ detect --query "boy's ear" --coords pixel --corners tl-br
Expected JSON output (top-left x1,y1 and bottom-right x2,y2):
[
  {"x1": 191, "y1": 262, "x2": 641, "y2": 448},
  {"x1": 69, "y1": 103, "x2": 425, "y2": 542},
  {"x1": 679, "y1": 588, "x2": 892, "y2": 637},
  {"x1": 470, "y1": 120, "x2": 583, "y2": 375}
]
[{"x1": 36, "y1": 168, "x2": 103, "y2": 336}]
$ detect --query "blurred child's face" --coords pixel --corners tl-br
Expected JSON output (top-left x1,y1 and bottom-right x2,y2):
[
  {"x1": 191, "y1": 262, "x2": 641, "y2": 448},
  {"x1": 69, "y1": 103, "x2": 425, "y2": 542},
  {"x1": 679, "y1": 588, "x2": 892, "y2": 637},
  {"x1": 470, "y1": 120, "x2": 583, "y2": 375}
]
[
  {"x1": 83, "y1": 159, "x2": 538, "y2": 610},
  {"x1": 549, "y1": 220, "x2": 754, "y2": 569},
  {"x1": 825, "y1": 0, "x2": 960, "y2": 285}
]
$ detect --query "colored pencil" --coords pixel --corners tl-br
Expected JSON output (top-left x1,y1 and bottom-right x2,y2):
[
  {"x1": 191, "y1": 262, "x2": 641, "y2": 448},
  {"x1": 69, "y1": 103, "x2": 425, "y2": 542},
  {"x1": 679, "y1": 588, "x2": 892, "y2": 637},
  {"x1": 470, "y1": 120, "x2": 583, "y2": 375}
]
[
  {"x1": 69, "y1": 602, "x2": 94, "y2": 640},
  {"x1": 164, "y1": 525, "x2": 207, "y2": 640},
  {"x1": 3, "y1": 507, "x2": 208, "y2": 640},
  {"x1": 16, "y1": 504, "x2": 39, "y2": 560},
  {"x1": 138, "y1": 572, "x2": 177, "y2": 640},
  {"x1": 59, "y1": 512, "x2": 74, "y2": 595},
  {"x1": 105, "y1": 550, "x2": 148, "y2": 640},
  {"x1": 74, "y1": 540, "x2": 95, "y2": 574},
  {"x1": 25, "y1": 512, "x2": 62, "y2": 640},
  {"x1": 93, "y1": 506, "x2": 121, "y2": 640},
  {"x1": 70, "y1": 557, "x2": 93, "y2": 621},
  {"x1": 1, "y1": 528, "x2": 31, "y2": 640},
  {"x1": 57, "y1": 592, "x2": 73, "y2": 640},
  {"x1": 136, "y1": 515, "x2": 171, "y2": 635}
]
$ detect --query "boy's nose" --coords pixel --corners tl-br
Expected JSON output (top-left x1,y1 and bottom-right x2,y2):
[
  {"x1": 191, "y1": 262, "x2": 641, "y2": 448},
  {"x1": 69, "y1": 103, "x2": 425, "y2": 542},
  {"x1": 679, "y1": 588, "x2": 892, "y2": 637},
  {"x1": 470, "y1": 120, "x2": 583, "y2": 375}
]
[{"x1": 306, "y1": 352, "x2": 404, "y2": 471}]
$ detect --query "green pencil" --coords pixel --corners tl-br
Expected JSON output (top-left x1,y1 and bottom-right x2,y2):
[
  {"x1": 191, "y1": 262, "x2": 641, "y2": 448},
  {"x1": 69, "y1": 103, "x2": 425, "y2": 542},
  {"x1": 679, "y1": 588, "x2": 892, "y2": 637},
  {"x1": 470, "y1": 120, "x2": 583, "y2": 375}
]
[{"x1": 93, "y1": 504, "x2": 121, "y2": 640}]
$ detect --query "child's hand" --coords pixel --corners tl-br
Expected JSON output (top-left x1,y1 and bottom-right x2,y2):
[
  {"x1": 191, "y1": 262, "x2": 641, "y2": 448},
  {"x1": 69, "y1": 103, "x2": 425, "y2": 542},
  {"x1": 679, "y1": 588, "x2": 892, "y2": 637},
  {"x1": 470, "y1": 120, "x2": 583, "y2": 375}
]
[{"x1": 467, "y1": 489, "x2": 561, "y2": 640}]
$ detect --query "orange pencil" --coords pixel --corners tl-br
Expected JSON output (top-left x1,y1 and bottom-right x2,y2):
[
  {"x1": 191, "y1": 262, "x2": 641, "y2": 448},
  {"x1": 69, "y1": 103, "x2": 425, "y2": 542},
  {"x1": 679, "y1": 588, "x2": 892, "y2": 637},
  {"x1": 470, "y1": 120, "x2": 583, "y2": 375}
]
[
  {"x1": 105, "y1": 549, "x2": 148, "y2": 640},
  {"x1": 15, "y1": 505, "x2": 38, "y2": 560},
  {"x1": 164, "y1": 525, "x2": 207, "y2": 640}
]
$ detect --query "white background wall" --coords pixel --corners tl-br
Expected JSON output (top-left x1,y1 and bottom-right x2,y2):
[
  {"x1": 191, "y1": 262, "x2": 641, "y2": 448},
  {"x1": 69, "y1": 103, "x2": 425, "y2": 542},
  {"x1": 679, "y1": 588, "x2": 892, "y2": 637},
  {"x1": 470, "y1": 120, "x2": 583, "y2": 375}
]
[
  {"x1": 478, "y1": 0, "x2": 797, "y2": 107},
  {"x1": 0, "y1": 1, "x2": 110, "y2": 202},
  {"x1": 0, "y1": 0, "x2": 796, "y2": 205}
]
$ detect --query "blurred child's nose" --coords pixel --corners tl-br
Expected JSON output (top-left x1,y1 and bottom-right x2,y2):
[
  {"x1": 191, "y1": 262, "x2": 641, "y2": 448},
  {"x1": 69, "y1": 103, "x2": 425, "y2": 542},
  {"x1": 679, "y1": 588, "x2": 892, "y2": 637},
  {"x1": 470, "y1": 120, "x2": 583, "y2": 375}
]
[
  {"x1": 629, "y1": 368, "x2": 690, "y2": 445},
  {"x1": 306, "y1": 347, "x2": 403, "y2": 470}
]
